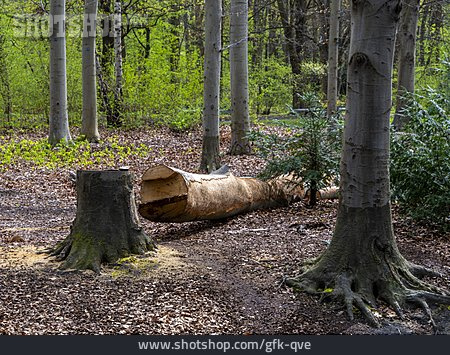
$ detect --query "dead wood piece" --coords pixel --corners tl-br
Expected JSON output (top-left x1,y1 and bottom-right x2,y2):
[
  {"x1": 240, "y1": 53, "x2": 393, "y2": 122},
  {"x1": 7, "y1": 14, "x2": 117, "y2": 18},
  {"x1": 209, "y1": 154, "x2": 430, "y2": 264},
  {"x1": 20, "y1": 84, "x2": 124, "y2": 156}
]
[{"x1": 138, "y1": 165, "x2": 338, "y2": 223}]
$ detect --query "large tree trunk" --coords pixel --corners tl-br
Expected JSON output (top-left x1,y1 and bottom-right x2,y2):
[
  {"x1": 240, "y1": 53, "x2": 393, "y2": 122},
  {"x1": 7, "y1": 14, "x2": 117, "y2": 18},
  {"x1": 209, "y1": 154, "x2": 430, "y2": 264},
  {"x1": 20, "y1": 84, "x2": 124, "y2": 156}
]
[
  {"x1": 49, "y1": 0, "x2": 71, "y2": 146},
  {"x1": 287, "y1": 0, "x2": 449, "y2": 327},
  {"x1": 229, "y1": 0, "x2": 251, "y2": 155},
  {"x1": 81, "y1": 0, "x2": 100, "y2": 142},
  {"x1": 393, "y1": 0, "x2": 419, "y2": 131},
  {"x1": 51, "y1": 170, "x2": 155, "y2": 272},
  {"x1": 327, "y1": 0, "x2": 340, "y2": 117},
  {"x1": 138, "y1": 165, "x2": 338, "y2": 223},
  {"x1": 200, "y1": 0, "x2": 222, "y2": 173}
]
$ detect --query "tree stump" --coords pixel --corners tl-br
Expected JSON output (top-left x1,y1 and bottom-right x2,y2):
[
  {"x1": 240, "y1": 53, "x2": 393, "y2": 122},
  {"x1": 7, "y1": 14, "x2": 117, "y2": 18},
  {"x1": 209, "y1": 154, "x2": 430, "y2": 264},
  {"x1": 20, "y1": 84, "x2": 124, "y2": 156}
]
[{"x1": 51, "y1": 170, "x2": 155, "y2": 272}]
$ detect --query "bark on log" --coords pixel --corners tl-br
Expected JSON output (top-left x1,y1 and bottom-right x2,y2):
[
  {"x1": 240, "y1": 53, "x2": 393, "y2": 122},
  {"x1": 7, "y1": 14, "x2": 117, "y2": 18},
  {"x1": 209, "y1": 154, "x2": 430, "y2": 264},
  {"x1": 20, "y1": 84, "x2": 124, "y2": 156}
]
[
  {"x1": 51, "y1": 170, "x2": 155, "y2": 272},
  {"x1": 138, "y1": 165, "x2": 338, "y2": 223}
]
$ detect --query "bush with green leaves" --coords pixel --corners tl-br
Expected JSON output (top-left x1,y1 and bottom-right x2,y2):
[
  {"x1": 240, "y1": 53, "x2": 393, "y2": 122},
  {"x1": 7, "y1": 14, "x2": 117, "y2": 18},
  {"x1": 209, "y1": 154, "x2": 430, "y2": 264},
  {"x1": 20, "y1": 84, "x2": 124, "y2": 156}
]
[
  {"x1": 249, "y1": 93, "x2": 342, "y2": 206},
  {"x1": 390, "y1": 89, "x2": 450, "y2": 230},
  {"x1": 250, "y1": 57, "x2": 292, "y2": 115},
  {"x1": 163, "y1": 108, "x2": 201, "y2": 132}
]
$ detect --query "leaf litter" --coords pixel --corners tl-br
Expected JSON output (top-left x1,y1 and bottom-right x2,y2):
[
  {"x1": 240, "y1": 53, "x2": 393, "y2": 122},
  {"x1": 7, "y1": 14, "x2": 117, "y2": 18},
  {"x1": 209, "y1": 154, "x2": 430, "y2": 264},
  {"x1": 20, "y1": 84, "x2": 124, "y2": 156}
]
[{"x1": 0, "y1": 126, "x2": 448, "y2": 335}]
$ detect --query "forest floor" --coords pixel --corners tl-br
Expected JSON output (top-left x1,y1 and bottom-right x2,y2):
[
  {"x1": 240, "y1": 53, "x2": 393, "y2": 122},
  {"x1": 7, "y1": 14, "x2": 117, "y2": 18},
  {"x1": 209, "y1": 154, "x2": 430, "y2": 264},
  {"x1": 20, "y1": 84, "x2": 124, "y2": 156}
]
[{"x1": 0, "y1": 126, "x2": 449, "y2": 335}]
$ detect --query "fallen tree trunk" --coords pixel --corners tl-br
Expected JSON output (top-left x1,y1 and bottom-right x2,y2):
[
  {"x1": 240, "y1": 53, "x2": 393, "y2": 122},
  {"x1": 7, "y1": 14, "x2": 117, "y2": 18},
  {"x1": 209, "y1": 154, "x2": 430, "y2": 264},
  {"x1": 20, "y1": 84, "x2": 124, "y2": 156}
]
[{"x1": 138, "y1": 165, "x2": 338, "y2": 223}]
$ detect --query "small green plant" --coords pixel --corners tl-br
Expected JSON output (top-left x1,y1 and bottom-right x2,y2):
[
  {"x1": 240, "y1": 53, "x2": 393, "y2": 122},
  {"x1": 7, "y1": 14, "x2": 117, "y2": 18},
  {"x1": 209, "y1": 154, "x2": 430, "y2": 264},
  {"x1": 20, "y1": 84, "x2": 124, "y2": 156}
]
[
  {"x1": 390, "y1": 89, "x2": 450, "y2": 230},
  {"x1": 248, "y1": 93, "x2": 342, "y2": 206},
  {"x1": 0, "y1": 135, "x2": 151, "y2": 170}
]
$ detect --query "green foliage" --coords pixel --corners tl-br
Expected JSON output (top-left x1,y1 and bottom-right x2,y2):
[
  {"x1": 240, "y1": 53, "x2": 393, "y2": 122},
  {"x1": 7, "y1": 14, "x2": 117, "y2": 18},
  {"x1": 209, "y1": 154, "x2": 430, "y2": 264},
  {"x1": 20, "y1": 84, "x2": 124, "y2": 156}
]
[
  {"x1": 165, "y1": 109, "x2": 201, "y2": 132},
  {"x1": 249, "y1": 93, "x2": 342, "y2": 205},
  {"x1": 0, "y1": 135, "x2": 151, "y2": 170},
  {"x1": 250, "y1": 57, "x2": 292, "y2": 115},
  {"x1": 295, "y1": 62, "x2": 326, "y2": 95},
  {"x1": 390, "y1": 89, "x2": 450, "y2": 230}
]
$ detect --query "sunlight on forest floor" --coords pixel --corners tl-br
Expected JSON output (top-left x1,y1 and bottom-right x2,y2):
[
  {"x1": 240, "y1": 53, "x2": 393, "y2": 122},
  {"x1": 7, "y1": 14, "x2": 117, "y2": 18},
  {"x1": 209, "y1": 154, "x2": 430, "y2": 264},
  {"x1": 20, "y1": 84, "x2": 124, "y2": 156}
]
[{"x1": 0, "y1": 244, "x2": 198, "y2": 280}]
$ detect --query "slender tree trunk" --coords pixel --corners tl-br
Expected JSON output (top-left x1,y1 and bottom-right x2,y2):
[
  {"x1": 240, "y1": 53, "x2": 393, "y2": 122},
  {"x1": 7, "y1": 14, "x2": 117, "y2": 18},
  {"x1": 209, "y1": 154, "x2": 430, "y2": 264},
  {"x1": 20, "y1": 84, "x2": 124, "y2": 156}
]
[
  {"x1": 200, "y1": 0, "x2": 222, "y2": 172},
  {"x1": 143, "y1": 27, "x2": 150, "y2": 59},
  {"x1": 0, "y1": 35, "x2": 12, "y2": 126},
  {"x1": 251, "y1": 0, "x2": 265, "y2": 68},
  {"x1": 81, "y1": 0, "x2": 100, "y2": 142},
  {"x1": 99, "y1": 0, "x2": 114, "y2": 125},
  {"x1": 194, "y1": 1, "x2": 205, "y2": 57},
  {"x1": 112, "y1": 0, "x2": 123, "y2": 126},
  {"x1": 393, "y1": 0, "x2": 419, "y2": 130},
  {"x1": 287, "y1": 0, "x2": 449, "y2": 327},
  {"x1": 168, "y1": 5, "x2": 181, "y2": 80},
  {"x1": 49, "y1": 0, "x2": 71, "y2": 146},
  {"x1": 418, "y1": 3, "x2": 428, "y2": 66},
  {"x1": 267, "y1": 6, "x2": 277, "y2": 58},
  {"x1": 229, "y1": 0, "x2": 251, "y2": 155},
  {"x1": 327, "y1": 0, "x2": 340, "y2": 117},
  {"x1": 319, "y1": 0, "x2": 329, "y2": 97},
  {"x1": 277, "y1": 0, "x2": 305, "y2": 109}
]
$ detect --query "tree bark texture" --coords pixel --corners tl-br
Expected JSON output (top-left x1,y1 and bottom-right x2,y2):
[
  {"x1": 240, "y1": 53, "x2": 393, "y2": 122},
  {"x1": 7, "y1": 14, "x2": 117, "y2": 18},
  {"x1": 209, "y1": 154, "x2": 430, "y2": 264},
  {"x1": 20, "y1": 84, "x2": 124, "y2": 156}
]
[
  {"x1": 287, "y1": 0, "x2": 449, "y2": 327},
  {"x1": 81, "y1": 0, "x2": 100, "y2": 142},
  {"x1": 49, "y1": 0, "x2": 71, "y2": 146},
  {"x1": 51, "y1": 170, "x2": 155, "y2": 272},
  {"x1": 327, "y1": 0, "x2": 340, "y2": 116},
  {"x1": 200, "y1": 0, "x2": 222, "y2": 172},
  {"x1": 229, "y1": 0, "x2": 251, "y2": 155},
  {"x1": 138, "y1": 165, "x2": 338, "y2": 223},
  {"x1": 393, "y1": 0, "x2": 419, "y2": 131}
]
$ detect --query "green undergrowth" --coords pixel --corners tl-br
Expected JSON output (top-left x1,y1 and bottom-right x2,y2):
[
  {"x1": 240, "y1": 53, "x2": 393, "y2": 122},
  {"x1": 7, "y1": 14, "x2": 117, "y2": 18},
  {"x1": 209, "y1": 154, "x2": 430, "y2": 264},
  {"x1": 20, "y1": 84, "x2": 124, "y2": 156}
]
[
  {"x1": 390, "y1": 88, "x2": 449, "y2": 230},
  {"x1": 0, "y1": 135, "x2": 151, "y2": 170}
]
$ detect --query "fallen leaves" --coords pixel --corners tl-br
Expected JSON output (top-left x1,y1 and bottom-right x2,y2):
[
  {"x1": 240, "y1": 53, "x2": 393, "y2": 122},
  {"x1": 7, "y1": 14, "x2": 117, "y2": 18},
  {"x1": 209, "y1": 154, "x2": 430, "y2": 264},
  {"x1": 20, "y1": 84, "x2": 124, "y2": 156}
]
[{"x1": 0, "y1": 126, "x2": 448, "y2": 335}]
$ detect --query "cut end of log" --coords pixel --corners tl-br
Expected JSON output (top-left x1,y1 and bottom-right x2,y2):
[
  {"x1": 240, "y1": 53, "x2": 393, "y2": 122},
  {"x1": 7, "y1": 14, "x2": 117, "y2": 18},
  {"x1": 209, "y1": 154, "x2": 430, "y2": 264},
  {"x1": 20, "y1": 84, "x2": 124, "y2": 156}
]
[
  {"x1": 139, "y1": 165, "x2": 190, "y2": 222},
  {"x1": 139, "y1": 164, "x2": 258, "y2": 223}
]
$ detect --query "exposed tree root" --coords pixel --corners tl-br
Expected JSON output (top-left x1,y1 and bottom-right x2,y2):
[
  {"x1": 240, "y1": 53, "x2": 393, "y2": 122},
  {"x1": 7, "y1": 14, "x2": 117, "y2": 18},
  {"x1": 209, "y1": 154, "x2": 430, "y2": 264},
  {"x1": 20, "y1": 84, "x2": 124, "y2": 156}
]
[
  {"x1": 286, "y1": 262, "x2": 450, "y2": 329},
  {"x1": 285, "y1": 205, "x2": 450, "y2": 329},
  {"x1": 50, "y1": 235, "x2": 74, "y2": 261},
  {"x1": 407, "y1": 262, "x2": 442, "y2": 279}
]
